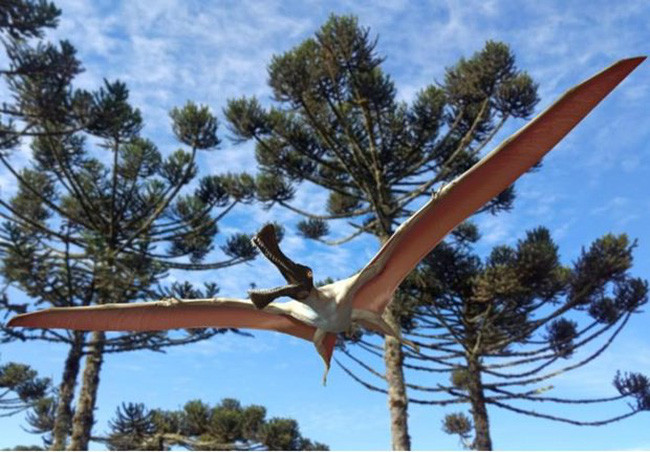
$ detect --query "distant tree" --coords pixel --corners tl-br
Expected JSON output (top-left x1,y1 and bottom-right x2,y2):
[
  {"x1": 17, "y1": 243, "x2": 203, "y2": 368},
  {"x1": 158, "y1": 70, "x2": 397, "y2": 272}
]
[
  {"x1": 0, "y1": 1, "x2": 259, "y2": 449},
  {"x1": 225, "y1": 14, "x2": 538, "y2": 449},
  {"x1": 0, "y1": 360, "x2": 51, "y2": 417},
  {"x1": 338, "y1": 227, "x2": 649, "y2": 450},
  {"x1": 5, "y1": 446, "x2": 45, "y2": 451},
  {"x1": 0, "y1": 358, "x2": 56, "y2": 450},
  {"x1": 100, "y1": 398, "x2": 328, "y2": 451},
  {"x1": 0, "y1": 0, "x2": 59, "y2": 40}
]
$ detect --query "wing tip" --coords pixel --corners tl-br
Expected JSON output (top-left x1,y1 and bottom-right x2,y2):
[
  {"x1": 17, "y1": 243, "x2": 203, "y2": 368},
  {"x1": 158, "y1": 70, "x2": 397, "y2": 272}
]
[
  {"x1": 593, "y1": 56, "x2": 645, "y2": 83},
  {"x1": 617, "y1": 56, "x2": 646, "y2": 69},
  {"x1": 7, "y1": 310, "x2": 81, "y2": 330},
  {"x1": 7, "y1": 312, "x2": 34, "y2": 328},
  {"x1": 561, "y1": 56, "x2": 645, "y2": 101}
]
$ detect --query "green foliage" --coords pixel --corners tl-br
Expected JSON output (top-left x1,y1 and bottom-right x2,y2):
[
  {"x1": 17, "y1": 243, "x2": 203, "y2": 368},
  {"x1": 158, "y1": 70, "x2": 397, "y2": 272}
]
[
  {"x1": 514, "y1": 228, "x2": 567, "y2": 300},
  {"x1": 226, "y1": 14, "x2": 538, "y2": 242},
  {"x1": 218, "y1": 172, "x2": 256, "y2": 202},
  {"x1": 118, "y1": 138, "x2": 162, "y2": 180},
  {"x1": 224, "y1": 97, "x2": 268, "y2": 141},
  {"x1": 25, "y1": 396, "x2": 57, "y2": 439},
  {"x1": 161, "y1": 149, "x2": 197, "y2": 185},
  {"x1": 87, "y1": 80, "x2": 142, "y2": 140},
  {"x1": 170, "y1": 102, "x2": 220, "y2": 150},
  {"x1": 613, "y1": 372, "x2": 650, "y2": 411},
  {"x1": 387, "y1": 226, "x2": 649, "y2": 441},
  {"x1": 4, "y1": 39, "x2": 86, "y2": 125},
  {"x1": 569, "y1": 234, "x2": 634, "y2": 305},
  {"x1": 545, "y1": 318, "x2": 577, "y2": 358},
  {"x1": 166, "y1": 281, "x2": 219, "y2": 300},
  {"x1": 450, "y1": 368, "x2": 471, "y2": 390},
  {"x1": 107, "y1": 403, "x2": 159, "y2": 451},
  {"x1": 326, "y1": 191, "x2": 361, "y2": 216},
  {"x1": 0, "y1": 0, "x2": 60, "y2": 39},
  {"x1": 103, "y1": 398, "x2": 327, "y2": 451},
  {"x1": 0, "y1": 362, "x2": 51, "y2": 415},
  {"x1": 169, "y1": 195, "x2": 218, "y2": 262},
  {"x1": 196, "y1": 175, "x2": 229, "y2": 206},
  {"x1": 0, "y1": 3, "x2": 262, "y2": 448},
  {"x1": 169, "y1": 102, "x2": 219, "y2": 150},
  {"x1": 0, "y1": 0, "x2": 255, "y2": 339},
  {"x1": 255, "y1": 172, "x2": 295, "y2": 204},
  {"x1": 297, "y1": 218, "x2": 329, "y2": 240},
  {"x1": 12, "y1": 169, "x2": 55, "y2": 224},
  {"x1": 442, "y1": 412, "x2": 473, "y2": 448},
  {"x1": 221, "y1": 222, "x2": 284, "y2": 261},
  {"x1": 5, "y1": 445, "x2": 45, "y2": 450},
  {"x1": 445, "y1": 41, "x2": 538, "y2": 119},
  {"x1": 220, "y1": 233, "x2": 256, "y2": 260},
  {"x1": 411, "y1": 227, "x2": 648, "y2": 354},
  {"x1": 449, "y1": 222, "x2": 480, "y2": 245}
]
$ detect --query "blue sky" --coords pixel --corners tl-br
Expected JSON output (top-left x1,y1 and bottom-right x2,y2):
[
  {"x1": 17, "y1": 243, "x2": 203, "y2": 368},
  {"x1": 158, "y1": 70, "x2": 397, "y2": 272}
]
[{"x1": 1, "y1": 0, "x2": 649, "y2": 449}]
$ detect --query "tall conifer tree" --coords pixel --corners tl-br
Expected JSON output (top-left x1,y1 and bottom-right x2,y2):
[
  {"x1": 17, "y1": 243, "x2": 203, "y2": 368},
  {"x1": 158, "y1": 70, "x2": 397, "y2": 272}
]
[
  {"x1": 338, "y1": 227, "x2": 648, "y2": 449},
  {"x1": 102, "y1": 398, "x2": 328, "y2": 451},
  {"x1": 225, "y1": 15, "x2": 538, "y2": 449},
  {"x1": 0, "y1": 1, "x2": 258, "y2": 449}
]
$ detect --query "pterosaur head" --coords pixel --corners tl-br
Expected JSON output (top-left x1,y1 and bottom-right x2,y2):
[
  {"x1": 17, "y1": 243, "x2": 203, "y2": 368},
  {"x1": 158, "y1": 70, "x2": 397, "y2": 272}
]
[{"x1": 249, "y1": 224, "x2": 314, "y2": 309}]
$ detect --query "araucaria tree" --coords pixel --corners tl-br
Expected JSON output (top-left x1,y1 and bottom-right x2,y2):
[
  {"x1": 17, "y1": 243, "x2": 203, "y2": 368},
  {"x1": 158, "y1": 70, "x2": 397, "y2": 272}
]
[
  {"x1": 0, "y1": 360, "x2": 51, "y2": 418},
  {"x1": 225, "y1": 14, "x2": 538, "y2": 449},
  {"x1": 0, "y1": 1, "x2": 258, "y2": 449},
  {"x1": 339, "y1": 227, "x2": 648, "y2": 450},
  {"x1": 102, "y1": 398, "x2": 328, "y2": 450}
]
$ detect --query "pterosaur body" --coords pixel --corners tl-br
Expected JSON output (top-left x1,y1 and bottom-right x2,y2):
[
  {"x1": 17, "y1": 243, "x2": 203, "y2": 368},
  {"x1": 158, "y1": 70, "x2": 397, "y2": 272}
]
[{"x1": 8, "y1": 57, "x2": 646, "y2": 381}]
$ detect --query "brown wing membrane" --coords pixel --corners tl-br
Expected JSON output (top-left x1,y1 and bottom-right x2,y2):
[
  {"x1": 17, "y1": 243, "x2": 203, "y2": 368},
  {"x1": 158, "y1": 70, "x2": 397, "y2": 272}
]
[
  {"x1": 351, "y1": 56, "x2": 645, "y2": 313},
  {"x1": 8, "y1": 299, "x2": 316, "y2": 342}
]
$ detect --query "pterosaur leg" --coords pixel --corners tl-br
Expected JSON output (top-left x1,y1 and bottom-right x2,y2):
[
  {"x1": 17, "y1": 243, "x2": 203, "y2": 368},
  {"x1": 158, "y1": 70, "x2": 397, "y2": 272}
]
[{"x1": 351, "y1": 309, "x2": 419, "y2": 352}]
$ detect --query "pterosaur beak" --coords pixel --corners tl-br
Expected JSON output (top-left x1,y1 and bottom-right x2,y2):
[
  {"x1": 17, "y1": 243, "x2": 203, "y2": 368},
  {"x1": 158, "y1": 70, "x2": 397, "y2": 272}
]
[{"x1": 249, "y1": 224, "x2": 314, "y2": 309}]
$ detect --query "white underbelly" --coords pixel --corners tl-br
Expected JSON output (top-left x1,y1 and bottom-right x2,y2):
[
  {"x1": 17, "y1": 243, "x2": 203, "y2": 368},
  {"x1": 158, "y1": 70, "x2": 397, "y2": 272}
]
[{"x1": 282, "y1": 300, "x2": 351, "y2": 333}]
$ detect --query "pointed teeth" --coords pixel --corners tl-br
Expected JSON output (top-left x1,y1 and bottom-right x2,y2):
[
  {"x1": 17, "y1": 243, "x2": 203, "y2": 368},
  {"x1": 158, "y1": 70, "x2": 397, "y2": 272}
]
[{"x1": 252, "y1": 234, "x2": 283, "y2": 267}]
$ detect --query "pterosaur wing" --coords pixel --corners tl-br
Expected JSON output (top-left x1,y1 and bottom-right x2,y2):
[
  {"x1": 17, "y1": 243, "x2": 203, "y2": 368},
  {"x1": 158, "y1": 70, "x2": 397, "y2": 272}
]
[
  {"x1": 349, "y1": 56, "x2": 645, "y2": 313},
  {"x1": 8, "y1": 298, "x2": 317, "y2": 342}
]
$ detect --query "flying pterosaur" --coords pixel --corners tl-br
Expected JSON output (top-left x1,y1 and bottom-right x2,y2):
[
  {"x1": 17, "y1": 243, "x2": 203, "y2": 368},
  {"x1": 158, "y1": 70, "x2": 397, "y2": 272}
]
[{"x1": 8, "y1": 57, "x2": 646, "y2": 382}]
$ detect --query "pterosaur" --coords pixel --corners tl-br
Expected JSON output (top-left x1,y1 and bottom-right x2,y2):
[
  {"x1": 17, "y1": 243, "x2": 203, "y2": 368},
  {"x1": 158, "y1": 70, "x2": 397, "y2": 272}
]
[{"x1": 8, "y1": 57, "x2": 645, "y2": 382}]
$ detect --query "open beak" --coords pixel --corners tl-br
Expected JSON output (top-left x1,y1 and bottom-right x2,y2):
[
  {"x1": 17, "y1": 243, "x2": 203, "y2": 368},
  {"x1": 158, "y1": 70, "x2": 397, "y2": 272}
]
[{"x1": 249, "y1": 224, "x2": 314, "y2": 309}]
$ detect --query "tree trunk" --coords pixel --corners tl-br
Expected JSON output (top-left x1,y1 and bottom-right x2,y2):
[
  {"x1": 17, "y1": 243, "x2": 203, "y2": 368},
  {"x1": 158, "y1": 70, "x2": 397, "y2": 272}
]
[
  {"x1": 51, "y1": 331, "x2": 85, "y2": 450},
  {"x1": 383, "y1": 307, "x2": 411, "y2": 450},
  {"x1": 68, "y1": 331, "x2": 105, "y2": 451},
  {"x1": 466, "y1": 355, "x2": 492, "y2": 450}
]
